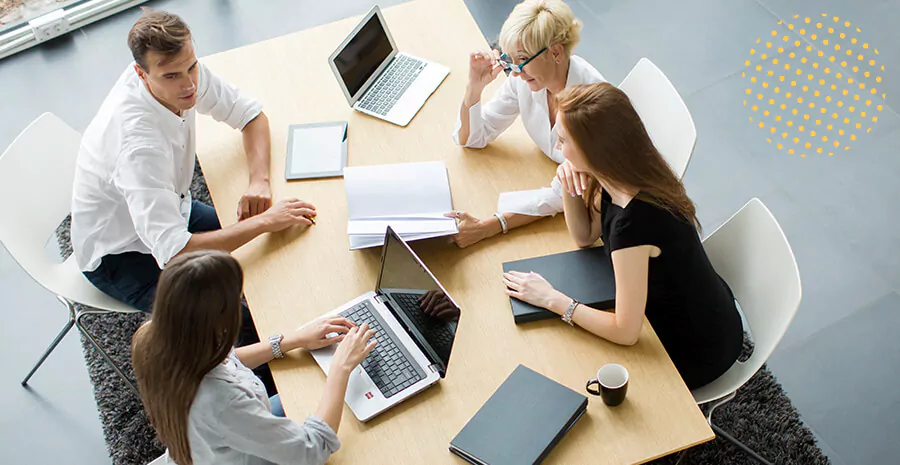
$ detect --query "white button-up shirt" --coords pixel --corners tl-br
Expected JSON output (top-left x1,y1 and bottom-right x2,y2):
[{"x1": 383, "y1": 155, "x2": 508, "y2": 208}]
[
  {"x1": 71, "y1": 63, "x2": 262, "y2": 271},
  {"x1": 452, "y1": 55, "x2": 605, "y2": 216}
]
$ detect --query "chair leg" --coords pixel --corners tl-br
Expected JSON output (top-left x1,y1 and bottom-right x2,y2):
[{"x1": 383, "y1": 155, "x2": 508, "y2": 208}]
[
  {"x1": 707, "y1": 392, "x2": 774, "y2": 465},
  {"x1": 74, "y1": 307, "x2": 140, "y2": 398},
  {"x1": 21, "y1": 296, "x2": 77, "y2": 386}
]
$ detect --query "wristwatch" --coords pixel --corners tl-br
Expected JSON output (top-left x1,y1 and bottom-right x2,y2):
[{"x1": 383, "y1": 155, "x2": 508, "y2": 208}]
[
  {"x1": 269, "y1": 334, "x2": 285, "y2": 359},
  {"x1": 562, "y1": 299, "x2": 579, "y2": 326}
]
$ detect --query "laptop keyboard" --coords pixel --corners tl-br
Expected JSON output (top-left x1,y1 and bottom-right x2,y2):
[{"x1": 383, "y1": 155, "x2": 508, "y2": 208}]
[
  {"x1": 357, "y1": 55, "x2": 426, "y2": 116},
  {"x1": 391, "y1": 292, "x2": 456, "y2": 350},
  {"x1": 340, "y1": 300, "x2": 427, "y2": 398}
]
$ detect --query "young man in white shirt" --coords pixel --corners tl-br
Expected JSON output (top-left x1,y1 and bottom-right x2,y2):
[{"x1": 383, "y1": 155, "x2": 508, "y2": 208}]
[{"x1": 70, "y1": 10, "x2": 311, "y2": 391}]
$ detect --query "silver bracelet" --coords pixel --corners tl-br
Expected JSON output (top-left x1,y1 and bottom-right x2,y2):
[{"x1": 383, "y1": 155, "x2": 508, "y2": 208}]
[
  {"x1": 562, "y1": 299, "x2": 579, "y2": 326},
  {"x1": 494, "y1": 212, "x2": 509, "y2": 234}
]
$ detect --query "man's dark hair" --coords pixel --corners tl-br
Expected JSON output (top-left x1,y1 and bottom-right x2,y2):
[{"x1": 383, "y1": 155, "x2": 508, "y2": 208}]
[{"x1": 127, "y1": 9, "x2": 192, "y2": 70}]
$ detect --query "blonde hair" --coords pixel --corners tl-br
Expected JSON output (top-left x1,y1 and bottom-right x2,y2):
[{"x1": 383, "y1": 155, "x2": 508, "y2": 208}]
[{"x1": 498, "y1": 0, "x2": 582, "y2": 58}]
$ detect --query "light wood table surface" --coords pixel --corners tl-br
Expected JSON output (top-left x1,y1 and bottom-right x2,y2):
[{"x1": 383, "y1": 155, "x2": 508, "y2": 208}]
[{"x1": 196, "y1": 0, "x2": 714, "y2": 463}]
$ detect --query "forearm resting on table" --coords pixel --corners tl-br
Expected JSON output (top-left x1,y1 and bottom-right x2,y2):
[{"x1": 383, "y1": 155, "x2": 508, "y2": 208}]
[
  {"x1": 485, "y1": 212, "x2": 544, "y2": 236},
  {"x1": 547, "y1": 295, "x2": 641, "y2": 346},
  {"x1": 242, "y1": 112, "x2": 271, "y2": 184},
  {"x1": 177, "y1": 215, "x2": 269, "y2": 256}
]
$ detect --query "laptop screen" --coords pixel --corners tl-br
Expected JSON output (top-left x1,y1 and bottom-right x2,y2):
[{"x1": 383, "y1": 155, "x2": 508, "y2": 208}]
[
  {"x1": 333, "y1": 13, "x2": 394, "y2": 98},
  {"x1": 377, "y1": 228, "x2": 459, "y2": 377}
]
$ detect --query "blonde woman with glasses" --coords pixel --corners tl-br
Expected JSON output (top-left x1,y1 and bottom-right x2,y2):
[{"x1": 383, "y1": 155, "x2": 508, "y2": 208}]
[{"x1": 449, "y1": 0, "x2": 605, "y2": 247}]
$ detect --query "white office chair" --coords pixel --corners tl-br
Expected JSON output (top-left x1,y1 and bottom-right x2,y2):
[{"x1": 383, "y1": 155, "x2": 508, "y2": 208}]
[
  {"x1": 692, "y1": 198, "x2": 802, "y2": 464},
  {"x1": 618, "y1": 58, "x2": 697, "y2": 179},
  {"x1": 147, "y1": 453, "x2": 169, "y2": 464},
  {"x1": 0, "y1": 113, "x2": 142, "y2": 396}
]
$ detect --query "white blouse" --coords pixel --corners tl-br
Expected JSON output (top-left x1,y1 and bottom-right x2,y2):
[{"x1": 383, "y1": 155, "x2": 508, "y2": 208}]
[{"x1": 452, "y1": 55, "x2": 605, "y2": 216}]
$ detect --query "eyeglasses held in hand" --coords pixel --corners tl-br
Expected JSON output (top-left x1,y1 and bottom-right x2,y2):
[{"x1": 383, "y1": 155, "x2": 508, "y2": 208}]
[{"x1": 497, "y1": 47, "x2": 548, "y2": 75}]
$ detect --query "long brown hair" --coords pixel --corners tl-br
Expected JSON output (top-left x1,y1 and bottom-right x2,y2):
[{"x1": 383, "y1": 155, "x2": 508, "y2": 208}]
[
  {"x1": 556, "y1": 82, "x2": 700, "y2": 230},
  {"x1": 132, "y1": 250, "x2": 244, "y2": 465}
]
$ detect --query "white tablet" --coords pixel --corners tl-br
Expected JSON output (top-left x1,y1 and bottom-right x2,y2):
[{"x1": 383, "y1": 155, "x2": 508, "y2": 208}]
[{"x1": 285, "y1": 121, "x2": 348, "y2": 180}]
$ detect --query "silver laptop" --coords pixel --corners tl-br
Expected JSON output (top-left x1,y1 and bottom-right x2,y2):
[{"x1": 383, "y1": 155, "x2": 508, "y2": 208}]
[
  {"x1": 311, "y1": 227, "x2": 460, "y2": 421},
  {"x1": 328, "y1": 5, "x2": 450, "y2": 127}
]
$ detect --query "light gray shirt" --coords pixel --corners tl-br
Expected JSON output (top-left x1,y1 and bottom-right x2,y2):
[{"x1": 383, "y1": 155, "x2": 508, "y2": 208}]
[{"x1": 160, "y1": 350, "x2": 340, "y2": 465}]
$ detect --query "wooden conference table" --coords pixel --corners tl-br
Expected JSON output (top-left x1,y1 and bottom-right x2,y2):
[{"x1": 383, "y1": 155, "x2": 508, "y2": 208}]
[{"x1": 196, "y1": 0, "x2": 714, "y2": 463}]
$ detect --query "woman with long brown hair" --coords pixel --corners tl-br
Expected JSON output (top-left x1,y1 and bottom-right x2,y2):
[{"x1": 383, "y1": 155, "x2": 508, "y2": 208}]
[
  {"x1": 133, "y1": 250, "x2": 375, "y2": 465},
  {"x1": 502, "y1": 83, "x2": 743, "y2": 390}
]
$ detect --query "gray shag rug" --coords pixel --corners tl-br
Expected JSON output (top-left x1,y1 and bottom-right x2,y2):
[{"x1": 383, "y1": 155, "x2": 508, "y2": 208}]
[{"x1": 55, "y1": 163, "x2": 830, "y2": 465}]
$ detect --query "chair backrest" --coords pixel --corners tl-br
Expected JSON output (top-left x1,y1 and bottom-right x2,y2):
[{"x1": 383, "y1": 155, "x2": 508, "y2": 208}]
[
  {"x1": 692, "y1": 198, "x2": 802, "y2": 403},
  {"x1": 0, "y1": 114, "x2": 142, "y2": 313},
  {"x1": 618, "y1": 58, "x2": 696, "y2": 179},
  {"x1": 0, "y1": 113, "x2": 80, "y2": 285},
  {"x1": 147, "y1": 453, "x2": 169, "y2": 464}
]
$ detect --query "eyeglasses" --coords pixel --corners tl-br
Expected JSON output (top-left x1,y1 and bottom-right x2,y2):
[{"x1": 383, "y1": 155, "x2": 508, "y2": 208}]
[{"x1": 497, "y1": 47, "x2": 548, "y2": 75}]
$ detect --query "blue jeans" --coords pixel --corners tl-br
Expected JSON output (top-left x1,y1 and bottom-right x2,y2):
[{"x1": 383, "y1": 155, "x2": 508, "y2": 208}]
[
  {"x1": 83, "y1": 201, "x2": 277, "y2": 395},
  {"x1": 269, "y1": 394, "x2": 285, "y2": 418},
  {"x1": 84, "y1": 200, "x2": 221, "y2": 312}
]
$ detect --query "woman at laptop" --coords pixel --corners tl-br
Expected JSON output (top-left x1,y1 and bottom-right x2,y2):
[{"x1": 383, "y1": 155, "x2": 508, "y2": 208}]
[
  {"x1": 448, "y1": 0, "x2": 605, "y2": 247},
  {"x1": 502, "y1": 83, "x2": 744, "y2": 390},
  {"x1": 132, "y1": 250, "x2": 376, "y2": 465}
]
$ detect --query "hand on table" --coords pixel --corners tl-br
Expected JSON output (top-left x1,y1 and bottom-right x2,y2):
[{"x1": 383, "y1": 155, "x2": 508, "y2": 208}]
[
  {"x1": 238, "y1": 180, "x2": 273, "y2": 220},
  {"x1": 444, "y1": 211, "x2": 497, "y2": 248},
  {"x1": 556, "y1": 160, "x2": 591, "y2": 197},
  {"x1": 286, "y1": 315, "x2": 356, "y2": 351},
  {"x1": 502, "y1": 270, "x2": 565, "y2": 312},
  {"x1": 260, "y1": 199, "x2": 317, "y2": 232}
]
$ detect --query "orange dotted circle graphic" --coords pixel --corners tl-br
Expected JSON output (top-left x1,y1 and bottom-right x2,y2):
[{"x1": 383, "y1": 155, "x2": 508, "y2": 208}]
[{"x1": 743, "y1": 13, "x2": 887, "y2": 157}]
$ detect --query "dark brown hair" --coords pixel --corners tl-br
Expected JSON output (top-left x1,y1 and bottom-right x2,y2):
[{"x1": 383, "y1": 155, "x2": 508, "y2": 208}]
[
  {"x1": 132, "y1": 250, "x2": 244, "y2": 465},
  {"x1": 127, "y1": 9, "x2": 192, "y2": 70},
  {"x1": 557, "y1": 82, "x2": 700, "y2": 230}
]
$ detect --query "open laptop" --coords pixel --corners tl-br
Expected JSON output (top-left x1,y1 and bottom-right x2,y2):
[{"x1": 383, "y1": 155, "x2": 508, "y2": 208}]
[
  {"x1": 311, "y1": 227, "x2": 461, "y2": 421},
  {"x1": 327, "y1": 5, "x2": 450, "y2": 126}
]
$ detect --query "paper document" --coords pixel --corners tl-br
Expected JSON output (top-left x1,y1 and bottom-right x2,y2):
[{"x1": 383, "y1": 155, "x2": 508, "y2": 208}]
[{"x1": 344, "y1": 161, "x2": 458, "y2": 249}]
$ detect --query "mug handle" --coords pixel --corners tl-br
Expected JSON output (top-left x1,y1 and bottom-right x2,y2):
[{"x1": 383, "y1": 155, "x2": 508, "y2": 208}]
[{"x1": 586, "y1": 378, "x2": 601, "y2": 396}]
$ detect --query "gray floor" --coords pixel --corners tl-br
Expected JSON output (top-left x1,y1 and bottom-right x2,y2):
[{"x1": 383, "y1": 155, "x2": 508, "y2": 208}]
[{"x1": 2, "y1": 0, "x2": 898, "y2": 464}]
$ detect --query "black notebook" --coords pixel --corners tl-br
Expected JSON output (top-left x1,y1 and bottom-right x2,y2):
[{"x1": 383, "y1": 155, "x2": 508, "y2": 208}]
[
  {"x1": 502, "y1": 246, "x2": 616, "y2": 324},
  {"x1": 450, "y1": 365, "x2": 588, "y2": 465}
]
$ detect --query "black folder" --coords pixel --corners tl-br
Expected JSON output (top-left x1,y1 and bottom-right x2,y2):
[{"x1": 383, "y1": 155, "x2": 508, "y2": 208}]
[
  {"x1": 450, "y1": 365, "x2": 588, "y2": 465},
  {"x1": 502, "y1": 246, "x2": 616, "y2": 324}
]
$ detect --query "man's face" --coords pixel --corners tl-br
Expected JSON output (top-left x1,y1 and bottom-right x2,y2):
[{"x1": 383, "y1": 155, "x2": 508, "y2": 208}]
[{"x1": 135, "y1": 41, "x2": 199, "y2": 114}]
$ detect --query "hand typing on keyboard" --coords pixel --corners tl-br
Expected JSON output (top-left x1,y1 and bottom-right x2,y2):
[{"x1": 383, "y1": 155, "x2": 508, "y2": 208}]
[
  {"x1": 289, "y1": 315, "x2": 357, "y2": 351},
  {"x1": 330, "y1": 323, "x2": 377, "y2": 375}
]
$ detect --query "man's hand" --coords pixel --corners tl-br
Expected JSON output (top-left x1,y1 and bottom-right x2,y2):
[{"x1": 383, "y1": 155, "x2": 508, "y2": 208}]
[
  {"x1": 259, "y1": 199, "x2": 317, "y2": 232},
  {"x1": 238, "y1": 180, "x2": 273, "y2": 220}
]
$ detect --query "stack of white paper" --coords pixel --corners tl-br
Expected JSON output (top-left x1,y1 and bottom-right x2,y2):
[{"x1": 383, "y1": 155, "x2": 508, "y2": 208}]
[{"x1": 344, "y1": 161, "x2": 458, "y2": 249}]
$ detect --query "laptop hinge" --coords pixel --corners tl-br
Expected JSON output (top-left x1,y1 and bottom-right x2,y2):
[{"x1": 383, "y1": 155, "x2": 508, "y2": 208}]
[
  {"x1": 374, "y1": 294, "x2": 388, "y2": 305},
  {"x1": 427, "y1": 363, "x2": 440, "y2": 373}
]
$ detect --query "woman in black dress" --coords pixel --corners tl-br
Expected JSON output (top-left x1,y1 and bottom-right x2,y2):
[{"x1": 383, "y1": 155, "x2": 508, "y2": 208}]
[{"x1": 502, "y1": 82, "x2": 743, "y2": 389}]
